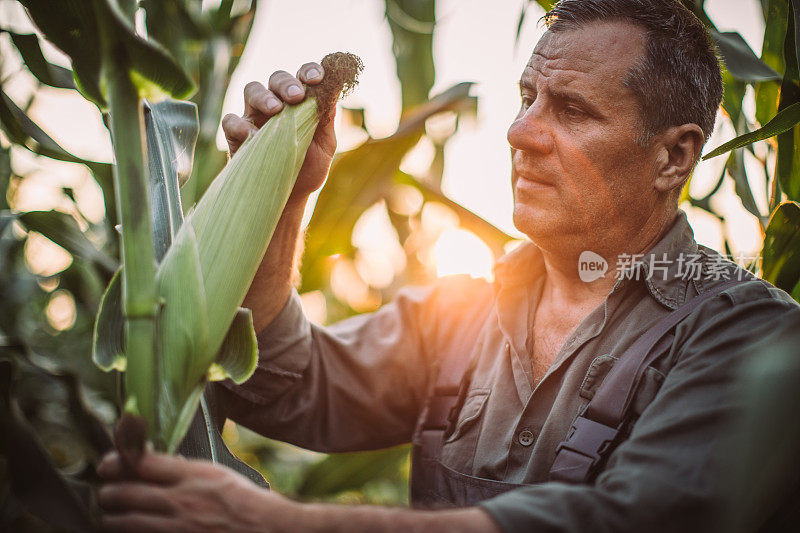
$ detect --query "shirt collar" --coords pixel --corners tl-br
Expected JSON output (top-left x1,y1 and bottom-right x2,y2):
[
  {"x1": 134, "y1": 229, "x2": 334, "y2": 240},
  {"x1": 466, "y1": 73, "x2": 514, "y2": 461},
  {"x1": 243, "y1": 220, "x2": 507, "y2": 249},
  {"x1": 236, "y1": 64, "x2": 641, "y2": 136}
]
[{"x1": 492, "y1": 210, "x2": 700, "y2": 310}]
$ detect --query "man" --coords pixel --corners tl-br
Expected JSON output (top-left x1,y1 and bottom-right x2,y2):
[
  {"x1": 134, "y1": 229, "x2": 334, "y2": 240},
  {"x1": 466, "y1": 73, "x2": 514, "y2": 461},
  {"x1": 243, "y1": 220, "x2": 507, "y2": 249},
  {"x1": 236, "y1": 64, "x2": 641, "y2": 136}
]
[{"x1": 98, "y1": 0, "x2": 799, "y2": 531}]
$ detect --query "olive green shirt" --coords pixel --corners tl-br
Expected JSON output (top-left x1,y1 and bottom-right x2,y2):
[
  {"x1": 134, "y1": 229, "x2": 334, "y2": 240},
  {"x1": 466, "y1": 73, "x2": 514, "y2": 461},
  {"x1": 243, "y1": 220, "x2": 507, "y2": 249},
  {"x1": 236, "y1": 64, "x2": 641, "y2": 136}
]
[{"x1": 220, "y1": 211, "x2": 798, "y2": 531}]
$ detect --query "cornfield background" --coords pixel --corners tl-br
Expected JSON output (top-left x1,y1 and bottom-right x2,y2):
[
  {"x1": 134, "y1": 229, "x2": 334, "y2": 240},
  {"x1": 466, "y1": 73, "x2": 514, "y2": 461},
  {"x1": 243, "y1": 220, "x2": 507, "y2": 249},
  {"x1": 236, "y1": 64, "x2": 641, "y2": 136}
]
[{"x1": 3, "y1": 0, "x2": 800, "y2": 529}]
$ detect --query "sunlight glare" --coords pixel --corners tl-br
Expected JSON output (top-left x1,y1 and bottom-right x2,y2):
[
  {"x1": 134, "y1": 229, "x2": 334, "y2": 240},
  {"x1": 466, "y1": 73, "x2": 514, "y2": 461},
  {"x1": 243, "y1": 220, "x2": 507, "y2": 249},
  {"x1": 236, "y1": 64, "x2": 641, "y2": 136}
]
[
  {"x1": 433, "y1": 228, "x2": 493, "y2": 280},
  {"x1": 25, "y1": 231, "x2": 72, "y2": 277},
  {"x1": 46, "y1": 289, "x2": 76, "y2": 331}
]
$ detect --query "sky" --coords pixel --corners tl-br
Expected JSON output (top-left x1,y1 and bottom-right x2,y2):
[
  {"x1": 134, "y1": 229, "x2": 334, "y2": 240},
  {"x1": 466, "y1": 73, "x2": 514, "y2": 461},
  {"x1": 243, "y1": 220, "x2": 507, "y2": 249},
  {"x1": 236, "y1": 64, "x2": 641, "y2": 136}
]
[{"x1": 1, "y1": 0, "x2": 772, "y2": 282}]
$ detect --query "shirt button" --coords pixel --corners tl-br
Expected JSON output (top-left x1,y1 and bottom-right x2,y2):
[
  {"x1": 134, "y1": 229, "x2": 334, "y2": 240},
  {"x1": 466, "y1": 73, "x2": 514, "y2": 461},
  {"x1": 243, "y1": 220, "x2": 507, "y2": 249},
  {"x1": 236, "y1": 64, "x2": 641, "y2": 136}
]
[{"x1": 518, "y1": 430, "x2": 534, "y2": 447}]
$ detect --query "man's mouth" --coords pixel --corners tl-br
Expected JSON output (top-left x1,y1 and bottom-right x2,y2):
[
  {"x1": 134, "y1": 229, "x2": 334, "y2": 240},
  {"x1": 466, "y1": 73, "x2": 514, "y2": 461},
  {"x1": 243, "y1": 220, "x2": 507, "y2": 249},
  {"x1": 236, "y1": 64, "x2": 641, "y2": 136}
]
[{"x1": 514, "y1": 168, "x2": 555, "y2": 189}]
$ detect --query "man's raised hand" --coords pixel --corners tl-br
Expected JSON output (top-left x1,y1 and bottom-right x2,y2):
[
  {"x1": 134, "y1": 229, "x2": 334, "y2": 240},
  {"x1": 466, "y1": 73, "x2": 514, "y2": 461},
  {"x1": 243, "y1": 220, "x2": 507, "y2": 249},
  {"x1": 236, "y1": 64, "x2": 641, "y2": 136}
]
[{"x1": 221, "y1": 61, "x2": 337, "y2": 205}]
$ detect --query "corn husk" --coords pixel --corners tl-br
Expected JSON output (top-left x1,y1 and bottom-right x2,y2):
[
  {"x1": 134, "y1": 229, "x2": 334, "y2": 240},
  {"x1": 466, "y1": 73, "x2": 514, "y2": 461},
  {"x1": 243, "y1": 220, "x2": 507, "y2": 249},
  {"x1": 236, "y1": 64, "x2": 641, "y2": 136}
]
[{"x1": 151, "y1": 98, "x2": 319, "y2": 449}]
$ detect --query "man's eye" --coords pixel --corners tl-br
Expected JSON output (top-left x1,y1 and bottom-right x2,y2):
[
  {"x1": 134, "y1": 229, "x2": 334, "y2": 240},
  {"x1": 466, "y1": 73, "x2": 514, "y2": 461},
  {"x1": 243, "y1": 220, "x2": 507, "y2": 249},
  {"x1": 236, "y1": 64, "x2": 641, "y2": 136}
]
[
  {"x1": 521, "y1": 96, "x2": 534, "y2": 108},
  {"x1": 562, "y1": 106, "x2": 586, "y2": 119}
]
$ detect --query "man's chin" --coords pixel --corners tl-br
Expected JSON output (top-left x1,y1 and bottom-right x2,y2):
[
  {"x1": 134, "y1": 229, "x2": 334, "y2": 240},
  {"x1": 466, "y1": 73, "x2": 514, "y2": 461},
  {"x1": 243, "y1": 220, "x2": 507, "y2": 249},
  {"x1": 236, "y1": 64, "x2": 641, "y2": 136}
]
[{"x1": 513, "y1": 205, "x2": 563, "y2": 240}]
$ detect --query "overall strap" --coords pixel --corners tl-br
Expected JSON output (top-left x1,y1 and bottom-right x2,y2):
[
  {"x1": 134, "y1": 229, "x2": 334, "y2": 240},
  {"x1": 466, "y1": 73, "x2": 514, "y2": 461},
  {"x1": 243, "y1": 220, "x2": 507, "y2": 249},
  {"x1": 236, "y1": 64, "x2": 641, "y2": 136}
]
[
  {"x1": 549, "y1": 278, "x2": 742, "y2": 484},
  {"x1": 418, "y1": 303, "x2": 492, "y2": 440},
  {"x1": 410, "y1": 285, "x2": 493, "y2": 506}
]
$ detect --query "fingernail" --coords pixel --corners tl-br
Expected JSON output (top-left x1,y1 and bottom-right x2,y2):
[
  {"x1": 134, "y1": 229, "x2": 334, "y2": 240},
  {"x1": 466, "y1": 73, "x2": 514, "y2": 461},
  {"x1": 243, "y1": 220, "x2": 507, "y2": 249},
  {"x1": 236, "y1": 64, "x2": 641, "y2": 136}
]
[
  {"x1": 287, "y1": 85, "x2": 302, "y2": 97},
  {"x1": 267, "y1": 97, "x2": 281, "y2": 110},
  {"x1": 306, "y1": 68, "x2": 320, "y2": 80}
]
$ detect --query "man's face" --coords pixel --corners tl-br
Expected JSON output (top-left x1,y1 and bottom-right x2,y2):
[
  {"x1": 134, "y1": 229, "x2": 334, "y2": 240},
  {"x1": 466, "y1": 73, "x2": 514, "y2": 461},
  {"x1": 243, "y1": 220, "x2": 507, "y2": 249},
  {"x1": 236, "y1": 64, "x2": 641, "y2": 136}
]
[{"x1": 508, "y1": 21, "x2": 656, "y2": 250}]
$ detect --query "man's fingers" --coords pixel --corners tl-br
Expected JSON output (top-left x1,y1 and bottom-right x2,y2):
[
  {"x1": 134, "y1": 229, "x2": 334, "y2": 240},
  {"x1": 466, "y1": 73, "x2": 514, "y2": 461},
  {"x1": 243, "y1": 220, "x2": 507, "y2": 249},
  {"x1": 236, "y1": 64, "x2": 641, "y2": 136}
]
[
  {"x1": 98, "y1": 482, "x2": 175, "y2": 515},
  {"x1": 297, "y1": 62, "x2": 324, "y2": 85},
  {"x1": 97, "y1": 452, "x2": 125, "y2": 480},
  {"x1": 101, "y1": 513, "x2": 179, "y2": 533},
  {"x1": 269, "y1": 70, "x2": 305, "y2": 103},
  {"x1": 243, "y1": 81, "x2": 283, "y2": 123},
  {"x1": 98, "y1": 452, "x2": 191, "y2": 484},
  {"x1": 222, "y1": 113, "x2": 256, "y2": 153}
]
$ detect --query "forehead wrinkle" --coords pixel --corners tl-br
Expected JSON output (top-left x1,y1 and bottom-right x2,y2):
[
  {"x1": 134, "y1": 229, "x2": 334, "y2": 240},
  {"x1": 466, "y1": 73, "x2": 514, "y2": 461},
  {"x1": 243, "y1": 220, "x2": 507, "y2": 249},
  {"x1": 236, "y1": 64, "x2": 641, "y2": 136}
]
[
  {"x1": 520, "y1": 62, "x2": 585, "y2": 94},
  {"x1": 525, "y1": 51, "x2": 597, "y2": 77},
  {"x1": 527, "y1": 23, "x2": 647, "y2": 80},
  {"x1": 521, "y1": 51, "x2": 639, "y2": 109}
]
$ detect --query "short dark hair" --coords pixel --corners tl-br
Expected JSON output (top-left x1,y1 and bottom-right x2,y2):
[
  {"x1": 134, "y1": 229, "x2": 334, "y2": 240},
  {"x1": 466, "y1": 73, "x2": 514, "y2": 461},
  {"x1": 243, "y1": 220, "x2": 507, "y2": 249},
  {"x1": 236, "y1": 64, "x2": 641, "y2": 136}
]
[{"x1": 544, "y1": 0, "x2": 723, "y2": 145}]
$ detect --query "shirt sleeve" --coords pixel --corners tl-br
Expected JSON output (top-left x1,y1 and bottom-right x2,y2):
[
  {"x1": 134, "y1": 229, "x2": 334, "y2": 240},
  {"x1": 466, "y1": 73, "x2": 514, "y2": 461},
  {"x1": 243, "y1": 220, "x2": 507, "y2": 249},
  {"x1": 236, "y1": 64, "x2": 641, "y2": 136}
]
[
  {"x1": 218, "y1": 275, "x2": 492, "y2": 453},
  {"x1": 479, "y1": 285, "x2": 799, "y2": 533}
]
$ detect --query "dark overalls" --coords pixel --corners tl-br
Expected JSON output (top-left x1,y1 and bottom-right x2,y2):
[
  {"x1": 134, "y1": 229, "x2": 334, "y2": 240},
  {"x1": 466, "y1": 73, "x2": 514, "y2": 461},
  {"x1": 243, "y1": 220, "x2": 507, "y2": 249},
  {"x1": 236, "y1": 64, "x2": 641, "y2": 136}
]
[{"x1": 409, "y1": 279, "x2": 741, "y2": 507}]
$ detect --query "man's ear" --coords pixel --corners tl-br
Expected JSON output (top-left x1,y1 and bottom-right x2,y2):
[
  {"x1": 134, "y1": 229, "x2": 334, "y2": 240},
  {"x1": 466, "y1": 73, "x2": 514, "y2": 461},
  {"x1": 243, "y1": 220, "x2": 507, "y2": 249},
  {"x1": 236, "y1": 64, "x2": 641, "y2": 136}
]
[{"x1": 652, "y1": 124, "x2": 705, "y2": 194}]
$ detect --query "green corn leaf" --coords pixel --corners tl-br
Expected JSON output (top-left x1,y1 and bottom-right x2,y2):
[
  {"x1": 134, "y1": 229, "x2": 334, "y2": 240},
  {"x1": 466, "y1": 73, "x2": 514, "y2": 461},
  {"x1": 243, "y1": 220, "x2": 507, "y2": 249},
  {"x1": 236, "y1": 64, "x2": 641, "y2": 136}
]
[
  {"x1": 19, "y1": 0, "x2": 196, "y2": 107},
  {"x1": 166, "y1": 384, "x2": 206, "y2": 454},
  {"x1": 0, "y1": 88, "x2": 116, "y2": 222},
  {"x1": 301, "y1": 82, "x2": 476, "y2": 292},
  {"x1": 777, "y1": 120, "x2": 800, "y2": 202},
  {"x1": 721, "y1": 70, "x2": 747, "y2": 130},
  {"x1": 18, "y1": 210, "x2": 117, "y2": 274},
  {"x1": 514, "y1": 3, "x2": 530, "y2": 49},
  {"x1": 0, "y1": 88, "x2": 110, "y2": 171},
  {"x1": 3, "y1": 30, "x2": 76, "y2": 90},
  {"x1": 762, "y1": 201, "x2": 800, "y2": 291},
  {"x1": 393, "y1": 170, "x2": 512, "y2": 258},
  {"x1": 385, "y1": 0, "x2": 435, "y2": 109},
  {"x1": 727, "y1": 150, "x2": 766, "y2": 224},
  {"x1": 154, "y1": 225, "x2": 210, "y2": 450},
  {"x1": 703, "y1": 102, "x2": 800, "y2": 160},
  {"x1": 143, "y1": 99, "x2": 199, "y2": 260},
  {"x1": 92, "y1": 269, "x2": 125, "y2": 372},
  {"x1": 102, "y1": 0, "x2": 196, "y2": 102},
  {"x1": 1, "y1": 147, "x2": 10, "y2": 211},
  {"x1": 296, "y1": 445, "x2": 411, "y2": 498},
  {"x1": 756, "y1": 0, "x2": 790, "y2": 126},
  {"x1": 208, "y1": 307, "x2": 258, "y2": 384},
  {"x1": 791, "y1": 275, "x2": 800, "y2": 301},
  {"x1": 534, "y1": 0, "x2": 556, "y2": 12},
  {"x1": 16, "y1": 0, "x2": 104, "y2": 106},
  {"x1": 712, "y1": 30, "x2": 781, "y2": 82}
]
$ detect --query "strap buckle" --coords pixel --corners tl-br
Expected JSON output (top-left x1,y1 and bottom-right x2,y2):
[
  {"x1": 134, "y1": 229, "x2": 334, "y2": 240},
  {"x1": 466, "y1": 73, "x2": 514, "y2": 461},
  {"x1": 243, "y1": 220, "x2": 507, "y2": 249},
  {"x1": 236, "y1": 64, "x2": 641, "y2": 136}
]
[{"x1": 549, "y1": 414, "x2": 620, "y2": 484}]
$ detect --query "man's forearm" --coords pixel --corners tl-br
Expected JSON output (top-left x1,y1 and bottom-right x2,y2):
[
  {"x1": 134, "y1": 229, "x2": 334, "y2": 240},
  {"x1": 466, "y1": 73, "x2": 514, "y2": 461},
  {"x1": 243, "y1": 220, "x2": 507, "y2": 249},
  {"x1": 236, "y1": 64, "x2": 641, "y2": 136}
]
[
  {"x1": 294, "y1": 503, "x2": 500, "y2": 533},
  {"x1": 243, "y1": 199, "x2": 307, "y2": 333}
]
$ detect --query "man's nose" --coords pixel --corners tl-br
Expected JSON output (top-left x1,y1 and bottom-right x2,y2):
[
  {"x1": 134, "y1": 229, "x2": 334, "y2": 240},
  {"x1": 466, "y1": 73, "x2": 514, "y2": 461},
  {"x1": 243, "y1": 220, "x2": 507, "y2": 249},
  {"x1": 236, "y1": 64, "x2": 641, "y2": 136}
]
[{"x1": 507, "y1": 105, "x2": 554, "y2": 154}]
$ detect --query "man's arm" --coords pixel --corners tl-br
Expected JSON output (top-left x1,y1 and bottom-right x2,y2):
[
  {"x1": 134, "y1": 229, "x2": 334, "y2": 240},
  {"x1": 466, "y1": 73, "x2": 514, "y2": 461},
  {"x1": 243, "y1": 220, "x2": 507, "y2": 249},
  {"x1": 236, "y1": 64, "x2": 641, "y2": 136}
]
[
  {"x1": 97, "y1": 452, "x2": 500, "y2": 533},
  {"x1": 219, "y1": 274, "x2": 491, "y2": 453}
]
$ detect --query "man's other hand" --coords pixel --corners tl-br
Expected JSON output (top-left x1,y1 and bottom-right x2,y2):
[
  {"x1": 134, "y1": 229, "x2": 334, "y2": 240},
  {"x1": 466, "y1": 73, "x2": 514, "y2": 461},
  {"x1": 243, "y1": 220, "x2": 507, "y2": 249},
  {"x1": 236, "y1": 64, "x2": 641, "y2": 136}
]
[
  {"x1": 98, "y1": 450, "x2": 500, "y2": 532},
  {"x1": 221, "y1": 62, "x2": 336, "y2": 205},
  {"x1": 98, "y1": 450, "x2": 295, "y2": 532}
]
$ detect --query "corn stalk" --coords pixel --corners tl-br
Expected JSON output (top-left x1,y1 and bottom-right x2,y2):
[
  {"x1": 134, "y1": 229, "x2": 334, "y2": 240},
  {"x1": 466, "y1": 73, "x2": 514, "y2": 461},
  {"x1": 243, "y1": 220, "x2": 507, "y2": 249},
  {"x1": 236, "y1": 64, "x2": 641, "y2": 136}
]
[{"x1": 96, "y1": 5, "x2": 162, "y2": 445}]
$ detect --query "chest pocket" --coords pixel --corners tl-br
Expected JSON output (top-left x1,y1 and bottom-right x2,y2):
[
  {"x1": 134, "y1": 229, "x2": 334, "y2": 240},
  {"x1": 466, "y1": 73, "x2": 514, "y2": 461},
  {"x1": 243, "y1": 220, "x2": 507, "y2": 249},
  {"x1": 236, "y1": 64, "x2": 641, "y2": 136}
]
[
  {"x1": 444, "y1": 388, "x2": 490, "y2": 443},
  {"x1": 579, "y1": 354, "x2": 667, "y2": 418}
]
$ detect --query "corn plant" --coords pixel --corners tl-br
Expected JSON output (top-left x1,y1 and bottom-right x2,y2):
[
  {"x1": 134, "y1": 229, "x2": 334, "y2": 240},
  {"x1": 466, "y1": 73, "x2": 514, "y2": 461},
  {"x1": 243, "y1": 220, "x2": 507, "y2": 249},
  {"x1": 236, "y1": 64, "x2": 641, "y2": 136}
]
[
  {"x1": 14, "y1": 0, "x2": 362, "y2": 455},
  {"x1": 94, "y1": 65, "x2": 361, "y2": 451}
]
